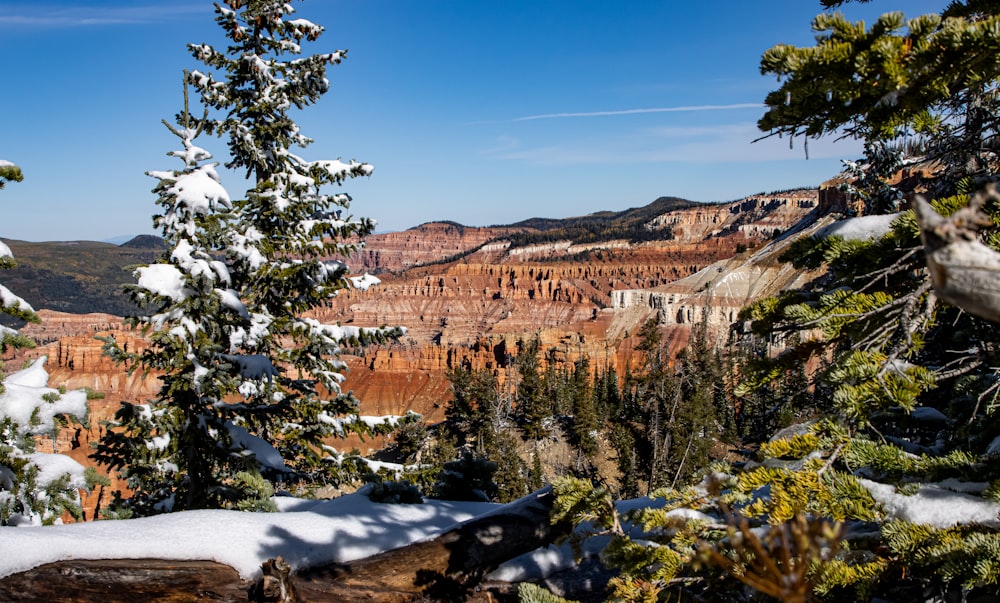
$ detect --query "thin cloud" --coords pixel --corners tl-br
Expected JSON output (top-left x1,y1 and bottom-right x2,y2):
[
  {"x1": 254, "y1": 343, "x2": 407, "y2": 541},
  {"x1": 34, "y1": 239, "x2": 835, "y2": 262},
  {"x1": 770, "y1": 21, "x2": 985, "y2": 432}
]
[
  {"x1": 0, "y1": 4, "x2": 205, "y2": 28},
  {"x1": 482, "y1": 121, "x2": 861, "y2": 166},
  {"x1": 510, "y1": 103, "x2": 763, "y2": 122}
]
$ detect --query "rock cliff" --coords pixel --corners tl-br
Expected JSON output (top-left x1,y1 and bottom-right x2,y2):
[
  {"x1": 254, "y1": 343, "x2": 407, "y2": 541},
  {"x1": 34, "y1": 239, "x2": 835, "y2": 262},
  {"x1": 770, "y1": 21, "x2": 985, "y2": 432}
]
[
  {"x1": 349, "y1": 222, "x2": 528, "y2": 273},
  {"x1": 322, "y1": 190, "x2": 818, "y2": 348},
  {"x1": 611, "y1": 211, "x2": 835, "y2": 341}
]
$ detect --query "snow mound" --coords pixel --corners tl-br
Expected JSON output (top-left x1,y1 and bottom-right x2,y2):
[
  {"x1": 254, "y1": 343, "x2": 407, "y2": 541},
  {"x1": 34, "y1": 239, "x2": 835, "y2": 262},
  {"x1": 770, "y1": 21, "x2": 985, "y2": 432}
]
[
  {"x1": 861, "y1": 478, "x2": 1000, "y2": 528},
  {"x1": 0, "y1": 492, "x2": 496, "y2": 580},
  {"x1": 816, "y1": 213, "x2": 900, "y2": 241}
]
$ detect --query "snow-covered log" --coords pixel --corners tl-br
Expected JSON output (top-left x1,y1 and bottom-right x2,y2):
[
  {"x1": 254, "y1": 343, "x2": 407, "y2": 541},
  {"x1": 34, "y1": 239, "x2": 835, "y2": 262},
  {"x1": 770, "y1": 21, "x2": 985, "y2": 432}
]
[{"x1": 0, "y1": 487, "x2": 568, "y2": 602}]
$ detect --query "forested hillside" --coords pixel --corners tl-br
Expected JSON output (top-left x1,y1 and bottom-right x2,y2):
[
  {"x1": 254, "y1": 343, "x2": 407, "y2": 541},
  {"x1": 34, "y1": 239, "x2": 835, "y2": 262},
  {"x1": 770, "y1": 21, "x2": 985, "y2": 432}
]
[{"x1": 0, "y1": 237, "x2": 163, "y2": 318}]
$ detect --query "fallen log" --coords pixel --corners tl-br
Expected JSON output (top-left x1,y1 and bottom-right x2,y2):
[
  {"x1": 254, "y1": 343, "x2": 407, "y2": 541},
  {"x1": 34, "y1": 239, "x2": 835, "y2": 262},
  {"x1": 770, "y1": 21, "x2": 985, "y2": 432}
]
[
  {"x1": 0, "y1": 558, "x2": 247, "y2": 602},
  {"x1": 0, "y1": 487, "x2": 569, "y2": 602},
  {"x1": 292, "y1": 486, "x2": 569, "y2": 602}
]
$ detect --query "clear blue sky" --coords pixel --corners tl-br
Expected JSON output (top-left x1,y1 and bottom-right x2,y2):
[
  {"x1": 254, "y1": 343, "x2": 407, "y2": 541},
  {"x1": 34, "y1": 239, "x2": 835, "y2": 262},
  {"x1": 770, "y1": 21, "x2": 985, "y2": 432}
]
[{"x1": 1, "y1": 0, "x2": 946, "y2": 242}]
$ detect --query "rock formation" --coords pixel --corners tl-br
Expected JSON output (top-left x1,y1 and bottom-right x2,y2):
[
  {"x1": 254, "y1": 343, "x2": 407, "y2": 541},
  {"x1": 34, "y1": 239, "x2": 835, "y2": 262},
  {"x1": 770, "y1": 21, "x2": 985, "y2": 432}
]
[
  {"x1": 611, "y1": 210, "x2": 835, "y2": 342},
  {"x1": 348, "y1": 222, "x2": 528, "y2": 274}
]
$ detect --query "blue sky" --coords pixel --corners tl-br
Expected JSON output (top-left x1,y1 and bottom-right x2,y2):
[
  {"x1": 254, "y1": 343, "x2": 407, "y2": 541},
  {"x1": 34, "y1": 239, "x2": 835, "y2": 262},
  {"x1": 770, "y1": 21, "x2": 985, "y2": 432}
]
[{"x1": 1, "y1": 0, "x2": 947, "y2": 242}]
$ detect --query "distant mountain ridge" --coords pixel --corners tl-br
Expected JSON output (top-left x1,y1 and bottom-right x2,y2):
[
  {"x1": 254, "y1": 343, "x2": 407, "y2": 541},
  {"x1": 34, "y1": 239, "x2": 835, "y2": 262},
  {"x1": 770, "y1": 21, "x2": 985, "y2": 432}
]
[
  {"x1": 120, "y1": 235, "x2": 166, "y2": 249},
  {"x1": 331, "y1": 188, "x2": 820, "y2": 346},
  {"x1": 508, "y1": 196, "x2": 698, "y2": 230}
]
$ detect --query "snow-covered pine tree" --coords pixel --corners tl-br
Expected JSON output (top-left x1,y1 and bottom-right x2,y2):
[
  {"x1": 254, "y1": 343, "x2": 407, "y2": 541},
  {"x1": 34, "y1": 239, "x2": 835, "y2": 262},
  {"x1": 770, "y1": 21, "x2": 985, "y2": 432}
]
[
  {"x1": 552, "y1": 2, "x2": 1000, "y2": 601},
  {"x1": 187, "y1": 0, "x2": 406, "y2": 480},
  {"x1": 0, "y1": 160, "x2": 32, "y2": 355},
  {"x1": 92, "y1": 92, "x2": 271, "y2": 514},
  {"x1": 96, "y1": 1, "x2": 403, "y2": 514},
  {"x1": 1, "y1": 161, "x2": 93, "y2": 526}
]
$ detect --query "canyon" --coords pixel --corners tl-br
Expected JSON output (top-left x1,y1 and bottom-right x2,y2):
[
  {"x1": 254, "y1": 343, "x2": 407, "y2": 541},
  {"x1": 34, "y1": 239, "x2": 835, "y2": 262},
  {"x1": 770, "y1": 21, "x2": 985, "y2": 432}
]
[{"x1": 5, "y1": 187, "x2": 826, "y2": 518}]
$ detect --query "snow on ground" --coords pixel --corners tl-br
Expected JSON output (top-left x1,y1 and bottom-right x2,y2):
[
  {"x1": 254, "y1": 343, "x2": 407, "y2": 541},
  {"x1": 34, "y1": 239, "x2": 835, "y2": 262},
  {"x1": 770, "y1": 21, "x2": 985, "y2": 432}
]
[
  {"x1": 861, "y1": 478, "x2": 1000, "y2": 528},
  {"x1": 816, "y1": 212, "x2": 900, "y2": 241},
  {"x1": 490, "y1": 538, "x2": 604, "y2": 583},
  {"x1": 0, "y1": 486, "x2": 669, "y2": 584},
  {"x1": 0, "y1": 491, "x2": 497, "y2": 580}
]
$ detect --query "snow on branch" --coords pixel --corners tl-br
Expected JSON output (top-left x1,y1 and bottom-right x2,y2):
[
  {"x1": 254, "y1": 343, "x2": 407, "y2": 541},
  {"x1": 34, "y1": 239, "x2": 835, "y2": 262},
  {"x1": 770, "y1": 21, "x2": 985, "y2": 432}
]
[
  {"x1": 229, "y1": 227, "x2": 267, "y2": 270},
  {"x1": 227, "y1": 313, "x2": 273, "y2": 350},
  {"x1": 135, "y1": 264, "x2": 190, "y2": 302},
  {"x1": 861, "y1": 478, "x2": 1000, "y2": 528},
  {"x1": 0, "y1": 283, "x2": 34, "y2": 314},
  {"x1": 322, "y1": 449, "x2": 413, "y2": 477},
  {"x1": 214, "y1": 288, "x2": 248, "y2": 319},
  {"x1": 319, "y1": 412, "x2": 421, "y2": 438},
  {"x1": 170, "y1": 240, "x2": 230, "y2": 285},
  {"x1": 349, "y1": 273, "x2": 380, "y2": 291},
  {"x1": 166, "y1": 142, "x2": 212, "y2": 168},
  {"x1": 296, "y1": 317, "x2": 401, "y2": 348},
  {"x1": 226, "y1": 423, "x2": 288, "y2": 472},
  {"x1": 284, "y1": 18, "x2": 324, "y2": 41},
  {"x1": 309, "y1": 158, "x2": 374, "y2": 183},
  {"x1": 149, "y1": 165, "x2": 231, "y2": 215}
]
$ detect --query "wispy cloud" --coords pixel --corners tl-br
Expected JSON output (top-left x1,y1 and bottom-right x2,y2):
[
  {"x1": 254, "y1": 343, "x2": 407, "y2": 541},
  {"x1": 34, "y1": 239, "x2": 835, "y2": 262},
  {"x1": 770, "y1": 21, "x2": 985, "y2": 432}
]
[
  {"x1": 481, "y1": 122, "x2": 861, "y2": 165},
  {"x1": 508, "y1": 103, "x2": 763, "y2": 122},
  {"x1": 0, "y1": 4, "x2": 205, "y2": 28}
]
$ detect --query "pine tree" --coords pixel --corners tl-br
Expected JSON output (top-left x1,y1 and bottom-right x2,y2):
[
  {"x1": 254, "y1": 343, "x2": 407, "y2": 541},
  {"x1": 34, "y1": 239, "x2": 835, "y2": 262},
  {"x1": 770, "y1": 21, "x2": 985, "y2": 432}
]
[
  {"x1": 443, "y1": 364, "x2": 476, "y2": 447},
  {"x1": 738, "y1": 5, "x2": 1000, "y2": 597},
  {"x1": 634, "y1": 319, "x2": 673, "y2": 491},
  {"x1": 605, "y1": 361, "x2": 646, "y2": 498},
  {"x1": 430, "y1": 453, "x2": 499, "y2": 502},
  {"x1": 94, "y1": 1, "x2": 401, "y2": 515},
  {"x1": 555, "y1": 2, "x2": 1000, "y2": 600},
  {"x1": 484, "y1": 427, "x2": 530, "y2": 503},
  {"x1": 1, "y1": 161, "x2": 93, "y2": 525},
  {"x1": 515, "y1": 336, "x2": 550, "y2": 440},
  {"x1": 187, "y1": 0, "x2": 403, "y2": 475},
  {"x1": 664, "y1": 320, "x2": 723, "y2": 488},
  {"x1": 444, "y1": 364, "x2": 499, "y2": 450},
  {"x1": 569, "y1": 357, "x2": 599, "y2": 458},
  {"x1": 93, "y1": 89, "x2": 277, "y2": 514},
  {"x1": 0, "y1": 161, "x2": 33, "y2": 356},
  {"x1": 730, "y1": 330, "x2": 816, "y2": 444},
  {"x1": 433, "y1": 363, "x2": 531, "y2": 502},
  {"x1": 592, "y1": 363, "x2": 622, "y2": 424}
]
